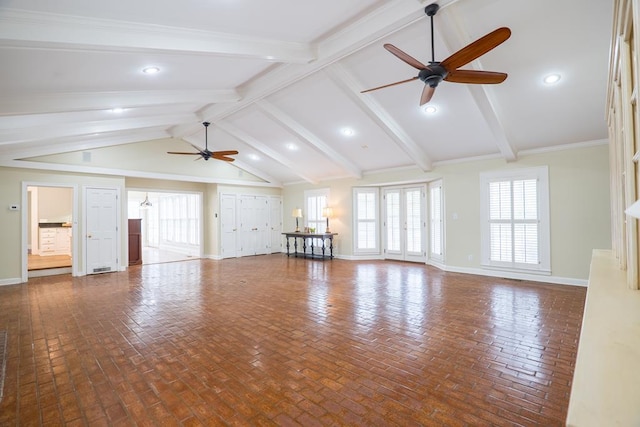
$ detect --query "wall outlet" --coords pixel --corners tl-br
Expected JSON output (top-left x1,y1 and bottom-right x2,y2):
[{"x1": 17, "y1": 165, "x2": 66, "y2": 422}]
[{"x1": 468, "y1": 254, "x2": 473, "y2": 261}]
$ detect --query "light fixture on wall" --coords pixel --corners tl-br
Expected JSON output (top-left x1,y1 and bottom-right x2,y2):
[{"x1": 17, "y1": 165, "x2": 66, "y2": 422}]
[
  {"x1": 140, "y1": 193, "x2": 152, "y2": 209},
  {"x1": 322, "y1": 207, "x2": 333, "y2": 233},
  {"x1": 292, "y1": 208, "x2": 302, "y2": 232}
]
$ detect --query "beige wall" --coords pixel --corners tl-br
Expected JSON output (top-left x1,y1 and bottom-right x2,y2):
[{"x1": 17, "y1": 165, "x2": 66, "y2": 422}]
[
  {"x1": 283, "y1": 143, "x2": 611, "y2": 282},
  {"x1": 37, "y1": 186, "x2": 73, "y2": 222},
  {"x1": 0, "y1": 143, "x2": 609, "y2": 284},
  {"x1": 124, "y1": 179, "x2": 282, "y2": 258},
  {"x1": 0, "y1": 166, "x2": 126, "y2": 284}
]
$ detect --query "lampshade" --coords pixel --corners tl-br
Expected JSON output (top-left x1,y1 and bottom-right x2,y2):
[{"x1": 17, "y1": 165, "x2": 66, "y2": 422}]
[
  {"x1": 322, "y1": 207, "x2": 333, "y2": 218},
  {"x1": 626, "y1": 199, "x2": 640, "y2": 219},
  {"x1": 292, "y1": 208, "x2": 302, "y2": 218}
]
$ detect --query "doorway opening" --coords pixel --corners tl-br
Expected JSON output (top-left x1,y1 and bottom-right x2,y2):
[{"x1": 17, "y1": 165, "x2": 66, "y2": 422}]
[
  {"x1": 25, "y1": 184, "x2": 75, "y2": 278},
  {"x1": 127, "y1": 190, "x2": 203, "y2": 265}
]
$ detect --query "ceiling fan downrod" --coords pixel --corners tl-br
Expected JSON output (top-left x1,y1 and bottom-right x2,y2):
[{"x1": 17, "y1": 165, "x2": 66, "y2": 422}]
[{"x1": 425, "y1": 3, "x2": 439, "y2": 63}]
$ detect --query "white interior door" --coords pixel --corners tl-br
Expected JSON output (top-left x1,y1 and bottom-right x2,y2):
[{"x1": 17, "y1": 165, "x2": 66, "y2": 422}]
[
  {"x1": 239, "y1": 195, "x2": 269, "y2": 257},
  {"x1": 383, "y1": 186, "x2": 427, "y2": 263},
  {"x1": 86, "y1": 187, "x2": 119, "y2": 274},
  {"x1": 269, "y1": 196, "x2": 283, "y2": 254},
  {"x1": 220, "y1": 193, "x2": 237, "y2": 258}
]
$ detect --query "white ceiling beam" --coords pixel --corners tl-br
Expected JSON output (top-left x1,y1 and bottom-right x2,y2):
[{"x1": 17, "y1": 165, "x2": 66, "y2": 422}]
[
  {"x1": 0, "y1": 90, "x2": 240, "y2": 116},
  {"x1": 0, "y1": 9, "x2": 314, "y2": 63},
  {"x1": 0, "y1": 114, "x2": 197, "y2": 145},
  {"x1": 326, "y1": 64, "x2": 433, "y2": 171},
  {"x1": 436, "y1": 9, "x2": 517, "y2": 162},
  {"x1": 255, "y1": 100, "x2": 362, "y2": 179},
  {"x1": 194, "y1": 0, "x2": 445, "y2": 127},
  {"x1": 0, "y1": 129, "x2": 172, "y2": 161},
  {"x1": 216, "y1": 121, "x2": 318, "y2": 184},
  {"x1": 192, "y1": 0, "x2": 466, "y2": 130}
]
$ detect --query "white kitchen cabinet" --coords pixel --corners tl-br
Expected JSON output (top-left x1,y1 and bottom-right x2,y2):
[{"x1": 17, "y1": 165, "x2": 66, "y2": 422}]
[{"x1": 39, "y1": 227, "x2": 71, "y2": 256}]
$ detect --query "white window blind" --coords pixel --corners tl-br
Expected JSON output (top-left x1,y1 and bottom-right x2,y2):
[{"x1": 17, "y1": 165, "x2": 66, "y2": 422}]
[
  {"x1": 429, "y1": 181, "x2": 443, "y2": 259},
  {"x1": 353, "y1": 188, "x2": 379, "y2": 253},
  {"x1": 481, "y1": 167, "x2": 550, "y2": 273}
]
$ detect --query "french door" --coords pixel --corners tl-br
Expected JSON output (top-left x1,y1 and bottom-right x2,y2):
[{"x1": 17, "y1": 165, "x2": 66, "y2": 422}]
[{"x1": 383, "y1": 185, "x2": 426, "y2": 263}]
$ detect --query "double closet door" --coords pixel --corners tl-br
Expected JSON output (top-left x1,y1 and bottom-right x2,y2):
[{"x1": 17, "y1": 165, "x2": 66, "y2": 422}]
[
  {"x1": 383, "y1": 186, "x2": 427, "y2": 263},
  {"x1": 220, "y1": 194, "x2": 282, "y2": 258}
]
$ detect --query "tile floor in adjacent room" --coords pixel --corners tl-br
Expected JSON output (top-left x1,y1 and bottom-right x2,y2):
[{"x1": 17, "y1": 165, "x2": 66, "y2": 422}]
[{"x1": 0, "y1": 255, "x2": 586, "y2": 426}]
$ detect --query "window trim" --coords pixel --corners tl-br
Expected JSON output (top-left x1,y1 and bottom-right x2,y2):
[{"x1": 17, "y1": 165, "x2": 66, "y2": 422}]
[{"x1": 480, "y1": 166, "x2": 551, "y2": 274}]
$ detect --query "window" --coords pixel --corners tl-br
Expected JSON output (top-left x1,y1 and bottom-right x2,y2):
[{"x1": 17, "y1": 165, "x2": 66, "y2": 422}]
[
  {"x1": 159, "y1": 193, "x2": 200, "y2": 247},
  {"x1": 480, "y1": 167, "x2": 550, "y2": 273},
  {"x1": 353, "y1": 188, "x2": 379, "y2": 254},
  {"x1": 429, "y1": 180, "x2": 444, "y2": 261},
  {"x1": 304, "y1": 188, "x2": 328, "y2": 233}
]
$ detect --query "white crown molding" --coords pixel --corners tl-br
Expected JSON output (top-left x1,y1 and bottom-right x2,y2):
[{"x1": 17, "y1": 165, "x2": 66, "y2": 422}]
[{"x1": 0, "y1": 159, "x2": 282, "y2": 188}]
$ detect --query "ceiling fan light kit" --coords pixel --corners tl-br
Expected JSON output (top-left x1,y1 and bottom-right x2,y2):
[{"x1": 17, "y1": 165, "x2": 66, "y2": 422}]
[
  {"x1": 167, "y1": 121, "x2": 238, "y2": 162},
  {"x1": 361, "y1": 2, "x2": 511, "y2": 105}
]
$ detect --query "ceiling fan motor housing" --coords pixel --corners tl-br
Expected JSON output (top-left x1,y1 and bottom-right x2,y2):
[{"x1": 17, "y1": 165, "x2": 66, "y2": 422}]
[{"x1": 419, "y1": 64, "x2": 447, "y2": 87}]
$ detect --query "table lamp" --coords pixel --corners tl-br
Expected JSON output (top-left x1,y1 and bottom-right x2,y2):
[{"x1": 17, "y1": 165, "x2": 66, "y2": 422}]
[
  {"x1": 292, "y1": 208, "x2": 302, "y2": 232},
  {"x1": 322, "y1": 207, "x2": 333, "y2": 233}
]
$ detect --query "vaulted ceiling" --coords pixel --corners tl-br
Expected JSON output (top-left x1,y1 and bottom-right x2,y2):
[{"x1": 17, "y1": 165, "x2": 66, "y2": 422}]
[{"x1": 0, "y1": 0, "x2": 612, "y2": 187}]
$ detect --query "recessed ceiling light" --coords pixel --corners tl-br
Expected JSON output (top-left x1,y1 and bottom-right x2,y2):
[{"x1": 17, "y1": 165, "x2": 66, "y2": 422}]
[
  {"x1": 285, "y1": 143, "x2": 298, "y2": 151},
  {"x1": 423, "y1": 105, "x2": 438, "y2": 114},
  {"x1": 142, "y1": 66, "x2": 160, "y2": 74},
  {"x1": 109, "y1": 108, "x2": 126, "y2": 113},
  {"x1": 341, "y1": 128, "x2": 354, "y2": 136},
  {"x1": 543, "y1": 74, "x2": 561, "y2": 85},
  {"x1": 248, "y1": 154, "x2": 260, "y2": 161}
]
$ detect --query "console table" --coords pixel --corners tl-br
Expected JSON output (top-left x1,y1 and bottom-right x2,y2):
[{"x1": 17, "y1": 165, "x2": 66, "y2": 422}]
[{"x1": 282, "y1": 232, "x2": 337, "y2": 259}]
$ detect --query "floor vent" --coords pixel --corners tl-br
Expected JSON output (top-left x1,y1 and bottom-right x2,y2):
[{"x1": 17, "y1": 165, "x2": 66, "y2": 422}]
[{"x1": 93, "y1": 267, "x2": 111, "y2": 273}]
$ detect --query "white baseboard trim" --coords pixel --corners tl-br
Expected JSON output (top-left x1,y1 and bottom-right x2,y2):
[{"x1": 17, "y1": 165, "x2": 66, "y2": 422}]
[
  {"x1": 205, "y1": 254, "x2": 223, "y2": 260},
  {"x1": 337, "y1": 254, "x2": 383, "y2": 261},
  {"x1": 0, "y1": 277, "x2": 22, "y2": 286},
  {"x1": 438, "y1": 264, "x2": 588, "y2": 287}
]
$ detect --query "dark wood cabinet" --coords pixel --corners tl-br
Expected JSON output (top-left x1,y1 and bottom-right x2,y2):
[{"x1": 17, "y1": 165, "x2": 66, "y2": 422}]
[{"x1": 128, "y1": 218, "x2": 142, "y2": 266}]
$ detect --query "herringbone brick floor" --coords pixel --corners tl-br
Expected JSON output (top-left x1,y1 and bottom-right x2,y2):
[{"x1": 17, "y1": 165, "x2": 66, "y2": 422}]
[{"x1": 0, "y1": 255, "x2": 586, "y2": 426}]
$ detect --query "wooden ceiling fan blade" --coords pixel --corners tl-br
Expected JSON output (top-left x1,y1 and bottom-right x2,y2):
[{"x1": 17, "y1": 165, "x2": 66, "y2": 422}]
[
  {"x1": 212, "y1": 155, "x2": 236, "y2": 162},
  {"x1": 420, "y1": 85, "x2": 435, "y2": 106},
  {"x1": 384, "y1": 44, "x2": 429, "y2": 70},
  {"x1": 445, "y1": 70, "x2": 508, "y2": 84},
  {"x1": 361, "y1": 76, "x2": 419, "y2": 94},
  {"x1": 212, "y1": 150, "x2": 238, "y2": 162},
  {"x1": 167, "y1": 151, "x2": 201, "y2": 155},
  {"x1": 440, "y1": 27, "x2": 511, "y2": 71}
]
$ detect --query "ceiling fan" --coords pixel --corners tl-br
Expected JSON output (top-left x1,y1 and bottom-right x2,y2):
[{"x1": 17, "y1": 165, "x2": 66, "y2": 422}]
[
  {"x1": 167, "y1": 121, "x2": 238, "y2": 162},
  {"x1": 361, "y1": 3, "x2": 511, "y2": 105}
]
